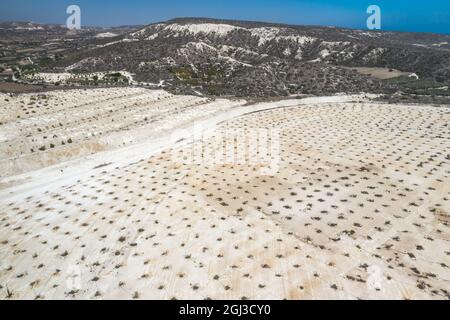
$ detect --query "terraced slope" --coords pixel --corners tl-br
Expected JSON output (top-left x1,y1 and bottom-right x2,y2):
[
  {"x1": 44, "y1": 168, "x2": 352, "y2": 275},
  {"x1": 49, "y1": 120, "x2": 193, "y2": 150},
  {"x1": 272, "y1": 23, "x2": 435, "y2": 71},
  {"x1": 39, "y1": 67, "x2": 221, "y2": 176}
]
[{"x1": 51, "y1": 18, "x2": 450, "y2": 96}]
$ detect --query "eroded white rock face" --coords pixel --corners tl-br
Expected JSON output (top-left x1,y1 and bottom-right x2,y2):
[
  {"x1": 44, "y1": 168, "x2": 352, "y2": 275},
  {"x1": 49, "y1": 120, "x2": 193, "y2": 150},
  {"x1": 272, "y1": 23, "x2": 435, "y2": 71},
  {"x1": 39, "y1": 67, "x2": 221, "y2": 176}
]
[
  {"x1": 129, "y1": 23, "x2": 317, "y2": 48},
  {"x1": 165, "y1": 23, "x2": 244, "y2": 36},
  {"x1": 0, "y1": 92, "x2": 448, "y2": 300}
]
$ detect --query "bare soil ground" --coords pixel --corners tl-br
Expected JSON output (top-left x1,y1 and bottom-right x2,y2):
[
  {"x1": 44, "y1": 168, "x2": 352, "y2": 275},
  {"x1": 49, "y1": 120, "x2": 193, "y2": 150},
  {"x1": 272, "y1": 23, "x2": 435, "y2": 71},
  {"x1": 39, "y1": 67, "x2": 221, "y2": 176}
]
[{"x1": 0, "y1": 90, "x2": 449, "y2": 300}]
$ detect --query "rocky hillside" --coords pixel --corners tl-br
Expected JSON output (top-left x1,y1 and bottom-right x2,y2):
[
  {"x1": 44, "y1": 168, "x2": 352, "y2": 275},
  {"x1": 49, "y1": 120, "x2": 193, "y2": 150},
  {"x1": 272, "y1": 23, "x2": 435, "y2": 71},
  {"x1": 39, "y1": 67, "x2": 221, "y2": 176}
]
[{"x1": 35, "y1": 18, "x2": 450, "y2": 96}]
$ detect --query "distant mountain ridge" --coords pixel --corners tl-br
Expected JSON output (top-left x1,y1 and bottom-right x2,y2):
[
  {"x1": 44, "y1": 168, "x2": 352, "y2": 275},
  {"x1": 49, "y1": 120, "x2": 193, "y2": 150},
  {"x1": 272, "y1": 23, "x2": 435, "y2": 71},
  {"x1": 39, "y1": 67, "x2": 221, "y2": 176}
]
[{"x1": 12, "y1": 17, "x2": 450, "y2": 96}]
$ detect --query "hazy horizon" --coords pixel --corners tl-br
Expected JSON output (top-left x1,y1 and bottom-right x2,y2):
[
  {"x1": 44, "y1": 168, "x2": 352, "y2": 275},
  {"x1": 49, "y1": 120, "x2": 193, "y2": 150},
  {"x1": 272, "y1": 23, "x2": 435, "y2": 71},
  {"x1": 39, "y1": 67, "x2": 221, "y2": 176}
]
[{"x1": 0, "y1": 0, "x2": 449, "y2": 35}]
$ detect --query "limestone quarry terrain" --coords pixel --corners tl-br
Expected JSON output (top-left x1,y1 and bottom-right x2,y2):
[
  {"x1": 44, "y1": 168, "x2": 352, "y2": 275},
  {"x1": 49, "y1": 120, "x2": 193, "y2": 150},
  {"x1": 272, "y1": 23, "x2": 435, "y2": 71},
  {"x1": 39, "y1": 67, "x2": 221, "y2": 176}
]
[{"x1": 0, "y1": 18, "x2": 449, "y2": 300}]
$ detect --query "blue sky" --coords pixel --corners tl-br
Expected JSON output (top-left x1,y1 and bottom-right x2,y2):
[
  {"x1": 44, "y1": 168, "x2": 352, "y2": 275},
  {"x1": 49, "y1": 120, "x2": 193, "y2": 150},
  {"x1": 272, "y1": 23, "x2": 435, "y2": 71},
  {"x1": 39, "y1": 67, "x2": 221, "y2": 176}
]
[{"x1": 1, "y1": 0, "x2": 449, "y2": 34}]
